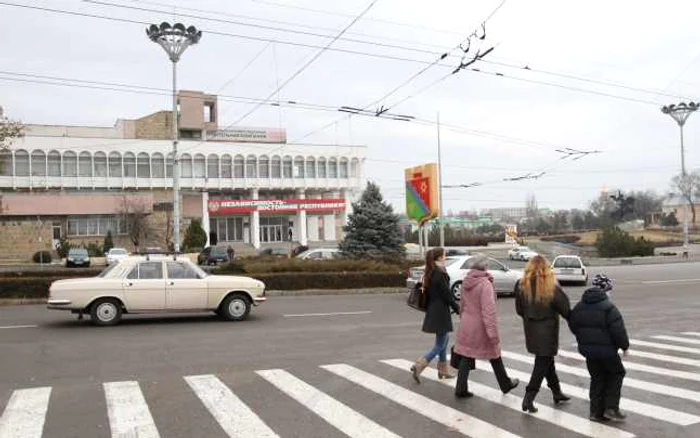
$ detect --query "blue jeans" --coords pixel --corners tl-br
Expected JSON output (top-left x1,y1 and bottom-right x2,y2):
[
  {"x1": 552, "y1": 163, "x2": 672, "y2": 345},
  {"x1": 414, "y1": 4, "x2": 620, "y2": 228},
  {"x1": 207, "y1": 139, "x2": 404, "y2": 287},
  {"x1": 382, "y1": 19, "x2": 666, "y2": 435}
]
[{"x1": 423, "y1": 332, "x2": 449, "y2": 363}]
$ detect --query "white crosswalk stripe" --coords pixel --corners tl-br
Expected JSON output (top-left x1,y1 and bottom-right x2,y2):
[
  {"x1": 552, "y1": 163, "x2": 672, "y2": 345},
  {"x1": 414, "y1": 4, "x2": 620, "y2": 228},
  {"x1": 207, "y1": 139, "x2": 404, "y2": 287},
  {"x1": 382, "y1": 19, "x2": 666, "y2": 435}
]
[
  {"x1": 470, "y1": 357, "x2": 700, "y2": 426},
  {"x1": 558, "y1": 350, "x2": 700, "y2": 382},
  {"x1": 653, "y1": 335, "x2": 700, "y2": 346},
  {"x1": 625, "y1": 348, "x2": 700, "y2": 367},
  {"x1": 103, "y1": 381, "x2": 159, "y2": 438},
  {"x1": 630, "y1": 339, "x2": 700, "y2": 355},
  {"x1": 681, "y1": 332, "x2": 700, "y2": 337},
  {"x1": 322, "y1": 363, "x2": 521, "y2": 438},
  {"x1": 501, "y1": 350, "x2": 700, "y2": 402},
  {"x1": 185, "y1": 374, "x2": 279, "y2": 438},
  {"x1": 0, "y1": 387, "x2": 51, "y2": 438},
  {"x1": 257, "y1": 369, "x2": 399, "y2": 438},
  {"x1": 382, "y1": 359, "x2": 635, "y2": 438}
]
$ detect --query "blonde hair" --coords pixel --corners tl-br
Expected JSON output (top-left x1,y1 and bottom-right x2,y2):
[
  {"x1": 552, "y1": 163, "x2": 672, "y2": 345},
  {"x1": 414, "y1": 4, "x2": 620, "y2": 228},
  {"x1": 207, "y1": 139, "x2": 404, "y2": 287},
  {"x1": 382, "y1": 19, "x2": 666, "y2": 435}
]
[{"x1": 521, "y1": 255, "x2": 556, "y2": 304}]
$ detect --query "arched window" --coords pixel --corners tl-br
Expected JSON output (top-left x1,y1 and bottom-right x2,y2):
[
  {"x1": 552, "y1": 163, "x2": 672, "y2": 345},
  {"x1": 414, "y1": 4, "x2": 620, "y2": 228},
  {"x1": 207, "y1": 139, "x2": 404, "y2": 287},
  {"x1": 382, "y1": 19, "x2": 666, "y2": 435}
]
[
  {"x1": 318, "y1": 157, "x2": 327, "y2": 178},
  {"x1": 306, "y1": 157, "x2": 316, "y2": 178},
  {"x1": 271, "y1": 155, "x2": 281, "y2": 178},
  {"x1": 166, "y1": 153, "x2": 174, "y2": 178},
  {"x1": 233, "y1": 155, "x2": 244, "y2": 178},
  {"x1": 123, "y1": 152, "x2": 136, "y2": 177},
  {"x1": 108, "y1": 152, "x2": 122, "y2": 177},
  {"x1": 207, "y1": 154, "x2": 219, "y2": 178},
  {"x1": 339, "y1": 158, "x2": 349, "y2": 178},
  {"x1": 294, "y1": 156, "x2": 305, "y2": 178},
  {"x1": 0, "y1": 151, "x2": 11, "y2": 176},
  {"x1": 283, "y1": 156, "x2": 293, "y2": 178},
  {"x1": 137, "y1": 153, "x2": 150, "y2": 178},
  {"x1": 152, "y1": 153, "x2": 165, "y2": 178},
  {"x1": 79, "y1": 152, "x2": 92, "y2": 177},
  {"x1": 48, "y1": 151, "x2": 61, "y2": 177},
  {"x1": 94, "y1": 152, "x2": 107, "y2": 177},
  {"x1": 63, "y1": 151, "x2": 77, "y2": 177},
  {"x1": 31, "y1": 150, "x2": 46, "y2": 176},
  {"x1": 194, "y1": 154, "x2": 206, "y2": 178},
  {"x1": 221, "y1": 154, "x2": 232, "y2": 178},
  {"x1": 259, "y1": 155, "x2": 270, "y2": 178},
  {"x1": 328, "y1": 158, "x2": 338, "y2": 178},
  {"x1": 246, "y1": 155, "x2": 257, "y2": 178},
  {"x1": 181, "y1": 153, "x2": 192, "y2": 178},
  {"x1": 350, "y1": 158, "x2": 359, "y2": 177}
]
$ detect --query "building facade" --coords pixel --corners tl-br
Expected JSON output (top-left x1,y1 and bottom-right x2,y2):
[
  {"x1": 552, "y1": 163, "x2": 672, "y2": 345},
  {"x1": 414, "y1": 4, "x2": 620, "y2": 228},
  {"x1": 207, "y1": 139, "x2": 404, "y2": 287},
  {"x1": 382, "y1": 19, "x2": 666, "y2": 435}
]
[{"x1": 0, "y1": 91, "x2": 365, "y2": 260}]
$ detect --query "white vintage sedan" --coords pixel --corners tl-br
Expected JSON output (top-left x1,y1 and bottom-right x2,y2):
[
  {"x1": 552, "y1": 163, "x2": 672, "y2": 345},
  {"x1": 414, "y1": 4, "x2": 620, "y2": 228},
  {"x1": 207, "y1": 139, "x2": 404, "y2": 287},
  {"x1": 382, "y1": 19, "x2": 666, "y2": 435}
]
[{"x1": 47, "y1": 256, "x2": 267, "y2": 326}]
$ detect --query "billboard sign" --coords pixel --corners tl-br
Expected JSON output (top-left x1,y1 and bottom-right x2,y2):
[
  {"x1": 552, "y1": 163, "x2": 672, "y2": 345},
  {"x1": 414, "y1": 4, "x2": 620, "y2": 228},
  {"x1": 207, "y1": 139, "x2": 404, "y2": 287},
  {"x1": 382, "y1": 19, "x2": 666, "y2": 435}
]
[
  {"x1": 208, "y1": 198, "x2": 344, "y2": 215},
  {"x1": 505, "y1": 224, "x2": 518, "y2": 244},
  {"x1": 206, "y1": 127, "x2": 286, "y2": 144},
  {"x1": 405, "y1": 163, "x2": 440, "y2": 226}
]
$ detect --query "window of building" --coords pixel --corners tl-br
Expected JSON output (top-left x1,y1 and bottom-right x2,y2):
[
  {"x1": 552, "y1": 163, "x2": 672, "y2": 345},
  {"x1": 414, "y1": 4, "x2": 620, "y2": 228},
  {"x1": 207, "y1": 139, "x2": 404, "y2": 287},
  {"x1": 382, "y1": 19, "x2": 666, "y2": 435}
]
[
  {"x1": 181, "y1": 153, "x2": 192, "y2": 178},
  {"x1": 123, "y1": 153, "x2": 136, "y2": 178},
  {"x1": 328, "y1": 158, "x2": 338, "y2": 178},
  {"x1": 204, "y1": 102, "x2": 216, "y2": 123},
  {"x1": 283, "y1": 156, "x2": 293, "y2": 178},
  {"x1": 246, "y1": 155, "x2": 257, "y2": 178},
  {"x1": 318, "y1": 157, "x2": 327, "y2": 178},
  {"x1": 259, "y1": 155, "x2": 270, "y2": 178},
  {"x1": 233, "y1": 155, "x2": 244, "y2": 178},
  {"x1": 180, "y1": 129, "x2": 202, "y2": 139},
  {"x1": 207, "y1": 154, "x2": 219, "y2": 178},
  {"x1": 271, "y1": 155, "x2": 281, "y2": 178},
  {"x1": 221, "y1": 154, "x2": 232, "y2": 178},
  {"x1": 79, "y1": 152, "x2": 92, "y2": 177},
  {"x1": 259, "y1": 216, "x2": 288, "y2": 243},
  {"x1": 14, "y1": 150, "x2": 29, "y2": 176},
  {"x1": 152, "y1": 153, "x2": 165, "y2": 178},
  {"x1": 31, "y1": 150, "x2": 46, "y2": 176},
  {"x1": 350, "y1": 158, "x2": 359, "y2": 177},
  {"x1": 137, "y1": 153, "x2": 150, "y2": 178},
  {"x1": 209, "y1": 217, "x2": 244, "y2": 242},
  {"x1": 108, "y1": 152, "x2": 122, "y2": 177},
  {"x1": 293, "y1": 156, "x2": 304, "y2": 178},
  {"x1": 94, "y1": 152, "x2": 107, "y2": 178},
  {"x1": 339, "y1": 158, "x2": 349, "y2": 178},
  {"x1": 0, "y1": 151, "x2": 11, "y2": 176},
  {"x1": 194, "y1": 154, "x2": 206, "y2": 178},
  {"x1": 63, "y1": 151, "x2": 77, "y2": 177},
  {"x1": 67, "y1": 216, "x2": 126, "y2": 236},
  {"x1": 166, "y1": 153, "x2": 174, "y2": 178},
  {"x1": 306, "y1": 157, "x2": 316, "y2": 178}
]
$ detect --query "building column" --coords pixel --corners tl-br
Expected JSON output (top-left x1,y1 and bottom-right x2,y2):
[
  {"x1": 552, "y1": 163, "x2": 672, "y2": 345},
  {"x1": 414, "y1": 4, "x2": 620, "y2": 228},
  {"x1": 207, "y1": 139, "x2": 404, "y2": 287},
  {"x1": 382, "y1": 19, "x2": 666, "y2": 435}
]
[
  {"x1": 296, "y1": 189, "x2": 308, "y2": 246},
  {"x1": 324, "y1": 190, "x2": 339, "y2": 242},
  {"x1": 202, "y1": 191, "x2": 211, "y2": 247},
  {"x1": 250, "y1": 188, "x2": 260, "y2": 249},
  {"x1": 341, "y1": 189, "x2": 352, "y2": 226}
]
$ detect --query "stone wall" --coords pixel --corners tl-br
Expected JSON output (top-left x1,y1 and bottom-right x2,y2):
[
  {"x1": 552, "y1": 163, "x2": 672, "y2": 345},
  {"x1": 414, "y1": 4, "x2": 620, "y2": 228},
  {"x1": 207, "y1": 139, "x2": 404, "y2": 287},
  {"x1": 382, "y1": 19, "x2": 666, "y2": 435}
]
[
  {"x1": 135, "y1": 111, "x2": 172, "y2": 140},
  {"x1": 0, "y1": 218, "x2": 53, "y2": 261}
]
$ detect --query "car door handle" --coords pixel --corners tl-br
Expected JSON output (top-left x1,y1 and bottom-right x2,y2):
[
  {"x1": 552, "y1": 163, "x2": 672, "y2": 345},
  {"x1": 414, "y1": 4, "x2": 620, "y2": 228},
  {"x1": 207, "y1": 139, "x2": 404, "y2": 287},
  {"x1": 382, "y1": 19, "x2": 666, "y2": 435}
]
[
  {"x1": 126, "y1": 282, "x2": 133, "y2": 287},
  {"x1": 168, "y1": 281, "x2": 174, "y2": 286}
]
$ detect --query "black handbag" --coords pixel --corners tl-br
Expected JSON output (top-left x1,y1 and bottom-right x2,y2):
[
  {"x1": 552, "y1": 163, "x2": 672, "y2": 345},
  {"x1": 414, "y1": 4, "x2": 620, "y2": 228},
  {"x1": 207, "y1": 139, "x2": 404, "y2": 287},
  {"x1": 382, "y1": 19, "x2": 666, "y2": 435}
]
[
  {"x1": 450, "y1": 346, "x2": 475, "y2": 370},
  {"x1": 406, "y1": 281, "x2": 427, "y2": 312}
]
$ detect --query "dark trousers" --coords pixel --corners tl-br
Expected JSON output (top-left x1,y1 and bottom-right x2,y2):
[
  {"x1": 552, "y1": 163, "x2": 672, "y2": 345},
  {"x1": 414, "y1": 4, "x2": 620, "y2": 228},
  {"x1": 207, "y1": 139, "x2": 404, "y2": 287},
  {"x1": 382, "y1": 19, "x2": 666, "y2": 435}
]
[
  {"x1": 586, "y1": 356, "x2": 626, "y2": 416},
  {"x1": 526, "y1": 355, "x2": 561, "y2": 393},
  {"x1": 455, "y1": 357, "x2": 512, "y2": 395}
]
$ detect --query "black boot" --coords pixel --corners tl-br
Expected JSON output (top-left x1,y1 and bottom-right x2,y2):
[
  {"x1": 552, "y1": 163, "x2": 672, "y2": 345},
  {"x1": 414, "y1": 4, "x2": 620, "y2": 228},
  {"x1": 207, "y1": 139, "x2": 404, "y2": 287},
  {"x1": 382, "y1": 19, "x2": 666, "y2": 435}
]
[
  {"x1": 503, "y1": 378, "x2": 519, "y2": 395},
  {"x1": 522, "y1": 390, "x2": 538, "y2": 413},
  {"x1": 455, "y1": 358, "x2": 474, "y2": 399},
  {"x1": 551, "y1": 384, "x2": 571, "y2": 404}
]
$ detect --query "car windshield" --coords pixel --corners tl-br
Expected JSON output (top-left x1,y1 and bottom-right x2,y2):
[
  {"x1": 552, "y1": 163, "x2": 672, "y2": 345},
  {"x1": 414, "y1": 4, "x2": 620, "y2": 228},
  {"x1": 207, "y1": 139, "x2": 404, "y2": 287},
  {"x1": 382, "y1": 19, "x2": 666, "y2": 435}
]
[
  {"x1": 110, "y1": 249, "x2": 127, "y2": 255},
  {"x1": 211, "y1": 247, "x2": 228, "y2": 255},
  {"x1": 69, "y1": 249, "x2": 88, "y2": 256},
  {"x1": 554, "y1": 258, "x2": 582, "y2": 268}
]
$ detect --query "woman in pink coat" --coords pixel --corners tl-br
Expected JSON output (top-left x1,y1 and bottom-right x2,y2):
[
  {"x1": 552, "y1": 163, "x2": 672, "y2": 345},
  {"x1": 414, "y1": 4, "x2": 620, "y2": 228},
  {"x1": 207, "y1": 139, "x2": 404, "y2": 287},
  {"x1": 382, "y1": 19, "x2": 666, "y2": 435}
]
[{"x1": 453, "y1": 254, "x2": 519, "y2": 398}]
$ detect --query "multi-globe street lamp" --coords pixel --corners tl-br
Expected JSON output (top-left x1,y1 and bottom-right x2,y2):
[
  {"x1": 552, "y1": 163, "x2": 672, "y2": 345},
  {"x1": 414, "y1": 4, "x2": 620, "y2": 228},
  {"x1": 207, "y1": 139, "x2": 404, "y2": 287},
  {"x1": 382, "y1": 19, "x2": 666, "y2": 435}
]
[{"x1": 146, "y1": 22, "x2": 202, "y2": 254}]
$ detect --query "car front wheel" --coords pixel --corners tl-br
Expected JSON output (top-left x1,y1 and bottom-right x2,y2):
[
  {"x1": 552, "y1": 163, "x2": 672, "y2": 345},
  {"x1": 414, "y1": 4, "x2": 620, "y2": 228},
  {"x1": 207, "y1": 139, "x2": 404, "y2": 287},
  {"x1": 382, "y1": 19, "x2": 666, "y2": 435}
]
[
  {"x1": 451, "y1": 281, "x2": 463, "y2": 301},
  {"x1": 219, "y1": 294, "x2": 251, "y2": 321},
  {"x1": 90, "y1": 298, "x2": 122, "y2": 326}
]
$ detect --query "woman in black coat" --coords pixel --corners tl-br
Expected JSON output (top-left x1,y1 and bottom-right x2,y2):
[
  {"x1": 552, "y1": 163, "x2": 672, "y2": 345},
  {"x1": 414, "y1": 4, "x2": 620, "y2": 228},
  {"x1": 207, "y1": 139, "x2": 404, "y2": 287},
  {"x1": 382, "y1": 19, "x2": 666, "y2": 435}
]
[
  {"x1": 515, "y1": 255, "x2": 571, "y2": 413},
  {"x1": 411, "y1": 247, "x2": 460, "y2": 383}
]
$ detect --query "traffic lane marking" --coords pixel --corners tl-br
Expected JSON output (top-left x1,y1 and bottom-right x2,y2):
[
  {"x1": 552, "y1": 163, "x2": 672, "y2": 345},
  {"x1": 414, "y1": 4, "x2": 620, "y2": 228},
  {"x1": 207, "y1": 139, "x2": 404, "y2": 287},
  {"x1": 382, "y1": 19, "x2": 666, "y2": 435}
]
[{"x1": 0, "y1": 325, "x2": 38, "y2": 330}]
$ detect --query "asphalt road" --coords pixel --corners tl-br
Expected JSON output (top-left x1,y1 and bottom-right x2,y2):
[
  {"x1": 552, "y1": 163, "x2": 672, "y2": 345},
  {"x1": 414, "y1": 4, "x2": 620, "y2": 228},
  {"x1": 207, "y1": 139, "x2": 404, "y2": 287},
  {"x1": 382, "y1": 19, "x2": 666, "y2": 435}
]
[{"x1": 1, "y1": 263, "x2": 700, "y2": 437}]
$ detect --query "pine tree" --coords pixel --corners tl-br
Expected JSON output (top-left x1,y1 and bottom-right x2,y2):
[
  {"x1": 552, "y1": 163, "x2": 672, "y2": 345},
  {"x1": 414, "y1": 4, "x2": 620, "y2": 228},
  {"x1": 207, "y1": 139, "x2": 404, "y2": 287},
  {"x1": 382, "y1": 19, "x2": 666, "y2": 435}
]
[
  {"x1": 339, "y1": 182, "x2": 406, "y2": 259},
  {"x1": 183, "y1": 219, "x2": 207, "y2": 251},
  {"x1": 103, "y1": 231, "x2": 115, "y2": 254}
]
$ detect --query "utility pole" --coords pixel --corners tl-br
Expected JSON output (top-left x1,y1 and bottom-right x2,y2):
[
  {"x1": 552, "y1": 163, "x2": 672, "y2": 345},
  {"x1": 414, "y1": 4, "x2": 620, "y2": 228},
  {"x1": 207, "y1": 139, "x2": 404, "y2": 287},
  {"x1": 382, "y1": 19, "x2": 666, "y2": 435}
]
[{"x1": 437, "y1": 111, "x2": 445, "y2": 248}]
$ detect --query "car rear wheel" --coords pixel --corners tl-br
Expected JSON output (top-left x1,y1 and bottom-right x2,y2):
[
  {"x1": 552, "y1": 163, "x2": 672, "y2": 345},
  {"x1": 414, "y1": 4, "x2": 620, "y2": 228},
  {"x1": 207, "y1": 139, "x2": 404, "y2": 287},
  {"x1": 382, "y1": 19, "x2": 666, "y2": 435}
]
[
  {"x1": 219, "y1": 294, "x2": 251, "y2": 321},
  {"x1": 451, "y1": 281, "x2": 463, "y2": 301},
  {"x1": 90, "y1": 298, "x2": 122, "y2": 326}
]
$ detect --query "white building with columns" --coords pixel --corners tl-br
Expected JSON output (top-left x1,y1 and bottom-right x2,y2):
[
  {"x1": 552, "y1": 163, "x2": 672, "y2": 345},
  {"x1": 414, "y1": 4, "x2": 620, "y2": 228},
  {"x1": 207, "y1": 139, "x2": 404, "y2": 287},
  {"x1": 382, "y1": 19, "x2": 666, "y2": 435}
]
[{"x1": 0, "y1": 91, "x2": 364, "y2": 259}]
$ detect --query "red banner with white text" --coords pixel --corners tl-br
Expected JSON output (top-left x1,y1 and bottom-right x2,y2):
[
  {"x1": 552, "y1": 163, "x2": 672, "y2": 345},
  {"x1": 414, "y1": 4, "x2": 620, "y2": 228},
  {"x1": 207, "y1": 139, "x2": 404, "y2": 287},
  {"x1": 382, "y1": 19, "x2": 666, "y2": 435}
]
[{"x1": 208, "y1": 198, "x2": 346, "y2": 215}]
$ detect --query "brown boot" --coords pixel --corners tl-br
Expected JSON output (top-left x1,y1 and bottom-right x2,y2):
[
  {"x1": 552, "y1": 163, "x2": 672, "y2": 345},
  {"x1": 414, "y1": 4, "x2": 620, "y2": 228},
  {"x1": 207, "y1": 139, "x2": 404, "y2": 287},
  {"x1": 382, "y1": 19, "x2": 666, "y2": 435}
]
[
  {"x1": 410, "y1": 357, "x2": 429, "y2": 384},
  {"x1": 438, "y1": 361, "x2": 455, "y2": 379}
]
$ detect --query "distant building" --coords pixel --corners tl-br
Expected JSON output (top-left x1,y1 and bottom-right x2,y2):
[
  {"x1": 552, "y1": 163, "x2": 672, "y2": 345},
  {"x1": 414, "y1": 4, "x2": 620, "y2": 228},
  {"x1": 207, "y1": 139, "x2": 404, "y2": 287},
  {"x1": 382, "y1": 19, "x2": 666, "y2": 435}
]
[{"x1": 662, "y1": 196, "x2": 699, "y2": 227}]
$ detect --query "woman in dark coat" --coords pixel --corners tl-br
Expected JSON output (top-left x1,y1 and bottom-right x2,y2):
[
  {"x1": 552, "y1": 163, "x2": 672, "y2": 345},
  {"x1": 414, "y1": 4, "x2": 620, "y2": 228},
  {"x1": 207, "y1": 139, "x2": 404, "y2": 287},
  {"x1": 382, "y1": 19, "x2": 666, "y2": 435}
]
[
  {"x1": 515, "y1": 255, "x2": 571, "y2": 413},
  {"x1": 411, "y1": 247, "x2": 460, "y2": 383}
]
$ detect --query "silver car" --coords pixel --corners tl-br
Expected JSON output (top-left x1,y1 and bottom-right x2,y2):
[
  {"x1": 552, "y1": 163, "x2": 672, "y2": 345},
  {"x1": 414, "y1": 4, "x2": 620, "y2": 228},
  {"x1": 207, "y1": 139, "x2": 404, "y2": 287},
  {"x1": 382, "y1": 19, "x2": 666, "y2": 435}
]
[{"x1": 406, "y1": 255, "x2": 523, "y2": 300}]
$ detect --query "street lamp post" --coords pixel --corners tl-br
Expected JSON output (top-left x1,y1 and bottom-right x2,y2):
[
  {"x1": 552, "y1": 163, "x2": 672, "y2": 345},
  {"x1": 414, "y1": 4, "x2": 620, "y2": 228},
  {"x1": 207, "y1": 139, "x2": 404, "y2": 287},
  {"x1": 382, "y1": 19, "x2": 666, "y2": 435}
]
[
  {"x1": 661, "y1": 101, "x2": 699, "y2": 251},
  {"x1": 147, "y1": 22, "x2": 202, "y2": 255}
]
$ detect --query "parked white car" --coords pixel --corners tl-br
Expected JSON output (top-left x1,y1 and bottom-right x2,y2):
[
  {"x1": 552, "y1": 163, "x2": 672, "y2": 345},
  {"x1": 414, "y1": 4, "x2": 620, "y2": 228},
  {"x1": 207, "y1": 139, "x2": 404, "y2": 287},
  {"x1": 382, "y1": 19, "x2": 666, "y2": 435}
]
[
  {"x1": 551, "y1": 255, "x2": 588, "y2": 285},
  {"x1": 296, "y1": 248, "x2": 340, "y2": 260},
  {"x1": 105, "y1": 248, "x2": 129, "y2": 265},
  {"x1": 47, "y1": 256, "x2": 267, "y2": 326},
  {"x1": 508, "y1": 246, "x2": 538, "y2": 261},
  {"x1": 406, "y1": 255, "x2": 523, "y2": 299}
]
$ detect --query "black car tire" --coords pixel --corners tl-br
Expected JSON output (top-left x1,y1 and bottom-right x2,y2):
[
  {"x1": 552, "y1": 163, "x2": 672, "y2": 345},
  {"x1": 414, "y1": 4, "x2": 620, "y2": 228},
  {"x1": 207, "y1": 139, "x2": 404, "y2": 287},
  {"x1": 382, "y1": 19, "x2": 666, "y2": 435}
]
[
  {"x1": 219, "y1": 294, "x2": 251, "y2": 321},
  {"x1": 451, "y1": 281, "x2": 463, "y2": 301},
  {"x1": 90, "y1": 298, "x2": 122, "y2": 326}
]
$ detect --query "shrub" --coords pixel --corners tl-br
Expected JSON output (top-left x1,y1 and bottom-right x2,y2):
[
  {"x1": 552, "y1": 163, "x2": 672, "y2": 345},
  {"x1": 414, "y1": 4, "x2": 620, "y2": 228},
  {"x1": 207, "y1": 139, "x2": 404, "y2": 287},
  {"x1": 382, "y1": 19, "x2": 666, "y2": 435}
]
[
  {"x1": 0, "y1": 278, "x2": 54, "y2": 299},
  {"x1": 214, "y1": 258, "x2": 416, "y2": 275},
  {"x1": 251, "y1": 272, "x2": 405, "y2": 290},
  {"x1": 103, "y1": 231, "x2": 114, "y2": 254},
  {"x1": 56, "y1": 237, "x2": 72, "y2": 259},
  {"x1": 183, "y1": 219, "x2": 207, "y2": 252},
  {"x1": 540, "y1": 235, "x2": 581, "y2": 245},
  {"x1": 84, "y1": 242, "x2": 103, "y2": 257},
  {"x1": 32, "y1": 251, "x2": 52, "y2": 264},
  {"x1": 595, "y1": 227, "x2": 656, "y2": 257},
  {"x1": 0, "y1": 268, "x2": 100, "y2": 279}
]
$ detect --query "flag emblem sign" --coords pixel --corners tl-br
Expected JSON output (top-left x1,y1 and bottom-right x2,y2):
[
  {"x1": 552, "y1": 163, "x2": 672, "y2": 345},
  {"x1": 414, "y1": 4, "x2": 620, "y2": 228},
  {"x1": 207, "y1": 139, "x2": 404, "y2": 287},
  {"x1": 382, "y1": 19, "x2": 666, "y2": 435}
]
[{"x1": 405, "y1": 163, "x2": 440, "y2": 226}]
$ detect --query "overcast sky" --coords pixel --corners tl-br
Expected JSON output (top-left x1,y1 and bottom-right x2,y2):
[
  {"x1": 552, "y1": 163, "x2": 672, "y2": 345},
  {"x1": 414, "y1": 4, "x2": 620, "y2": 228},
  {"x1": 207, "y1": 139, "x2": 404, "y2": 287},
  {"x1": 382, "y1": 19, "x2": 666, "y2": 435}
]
[{"x1": 2, "y1": 0, "x2": 700, "y2": 214}]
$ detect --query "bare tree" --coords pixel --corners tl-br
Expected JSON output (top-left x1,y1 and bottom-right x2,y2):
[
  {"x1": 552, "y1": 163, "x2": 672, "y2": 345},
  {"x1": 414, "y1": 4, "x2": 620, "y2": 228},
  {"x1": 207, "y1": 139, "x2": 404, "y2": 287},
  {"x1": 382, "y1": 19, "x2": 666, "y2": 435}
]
[
  {"x1": 119, "y1": 195, "x2": 153, "y2": 253},
  {"x1": 0, "y1": 106, "x2": 24, "y2": 150},
  {"x1": 670, "y1": 171, "x2": 700, "y2": 228}
]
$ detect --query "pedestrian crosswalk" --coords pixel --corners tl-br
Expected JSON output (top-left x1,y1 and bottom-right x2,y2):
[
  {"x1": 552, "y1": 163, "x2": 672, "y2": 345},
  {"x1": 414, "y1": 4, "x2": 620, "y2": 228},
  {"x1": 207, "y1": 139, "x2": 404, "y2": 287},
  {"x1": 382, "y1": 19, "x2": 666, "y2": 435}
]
[{"x1": 3, "y1": 332, "x2": 700, "y2": 438}]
